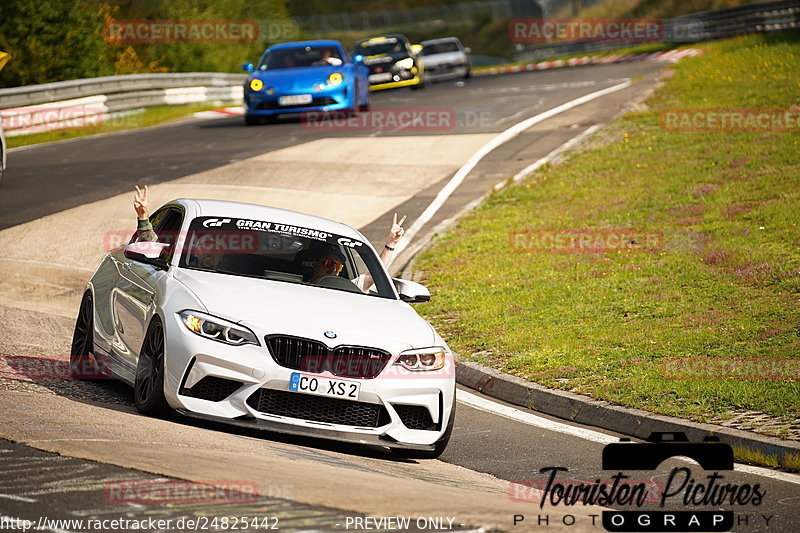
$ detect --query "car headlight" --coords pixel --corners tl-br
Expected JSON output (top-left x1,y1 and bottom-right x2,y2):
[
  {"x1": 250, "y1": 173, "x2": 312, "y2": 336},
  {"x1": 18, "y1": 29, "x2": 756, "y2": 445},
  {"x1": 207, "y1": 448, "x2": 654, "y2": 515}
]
[
  {"x1": 179, "y1": 310, "x2": 259, "y2": 346},
  {"x1": 327, "y1": 72, "x2": 343, "y2": 85},
  {"x1": 395, "y1": 58, "x2": 414, "y2": 70},
  {"x1": 249, "y1": 79, "x2": 263, "y2": 91},
  {"x1": 394, "y1": 347, "x2": 447, "y2": 371}
]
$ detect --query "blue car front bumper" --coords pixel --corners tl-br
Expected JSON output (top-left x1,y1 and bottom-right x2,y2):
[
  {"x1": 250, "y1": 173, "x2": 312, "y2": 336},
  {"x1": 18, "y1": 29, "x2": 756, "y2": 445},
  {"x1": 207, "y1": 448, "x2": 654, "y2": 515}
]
[{"x1": 244, "y1": 85, "x2": 354, "y2": 116}]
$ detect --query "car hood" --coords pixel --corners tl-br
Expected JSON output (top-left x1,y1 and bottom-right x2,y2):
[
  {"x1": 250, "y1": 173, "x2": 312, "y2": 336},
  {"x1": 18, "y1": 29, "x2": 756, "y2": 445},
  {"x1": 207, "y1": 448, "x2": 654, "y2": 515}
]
[
  {"x1": 251, "y1": 66, "x2": 345, "y2": 91},
  {"x1": 173, "y1": 269, "x2": 436, "y2": 351},
  {"x1": 363, "y1": 53, "x2": 408, "y2": 65},
  {"x1": 421, "y1": 52, "x2": 466, "y2": 66}
]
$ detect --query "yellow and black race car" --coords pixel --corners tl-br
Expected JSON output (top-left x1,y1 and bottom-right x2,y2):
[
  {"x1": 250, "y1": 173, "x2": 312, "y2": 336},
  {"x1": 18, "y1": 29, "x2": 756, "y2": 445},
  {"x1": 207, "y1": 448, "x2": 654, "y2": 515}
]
[{"x1": 353, "y1": 34, "x2": 424, "y2": 91}]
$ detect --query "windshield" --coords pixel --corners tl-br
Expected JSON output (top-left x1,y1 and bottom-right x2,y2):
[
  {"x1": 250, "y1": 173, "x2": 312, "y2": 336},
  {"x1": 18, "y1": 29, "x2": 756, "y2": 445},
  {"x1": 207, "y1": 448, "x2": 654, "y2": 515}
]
[
  {"x1": 257, "y1": 45, "x2": 343, "y2": 70},
  {"x1": 178, "y1": 217, "x2": 395, "y2": 299},
  {"x1": 420, "y1": 41, "x2": 461, "y2": 55},
  {"x1": 357, "y1": 38, "x2": 408, "y2": 56}
]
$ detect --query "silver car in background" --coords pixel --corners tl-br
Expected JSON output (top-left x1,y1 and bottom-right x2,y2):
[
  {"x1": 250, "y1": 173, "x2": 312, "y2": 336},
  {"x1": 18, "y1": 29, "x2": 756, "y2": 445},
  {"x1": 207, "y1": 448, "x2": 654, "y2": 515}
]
[{"x1": 419, "y1": 37, "x2": 471, "y2": 82}]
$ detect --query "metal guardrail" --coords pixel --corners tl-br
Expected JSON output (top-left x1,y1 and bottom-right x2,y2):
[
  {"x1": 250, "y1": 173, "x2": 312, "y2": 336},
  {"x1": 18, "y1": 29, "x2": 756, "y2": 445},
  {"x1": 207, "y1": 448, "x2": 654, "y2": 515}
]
[
  {"x1": 0, "y1": 73, "x2": 245, "y2": 108},
  {"x1": 0, "y1": 73, "x2": 246, "y2": 135},
  {"x1": 514, "y1": 0, "x2": 800, "y2": 62}
]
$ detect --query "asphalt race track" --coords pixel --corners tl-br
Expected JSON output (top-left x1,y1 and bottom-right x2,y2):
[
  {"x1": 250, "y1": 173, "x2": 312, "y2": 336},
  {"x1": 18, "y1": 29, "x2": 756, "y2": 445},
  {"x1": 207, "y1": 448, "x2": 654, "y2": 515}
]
[{"x1": 1, "y1": 62, "x2": 798, "y2": 532}]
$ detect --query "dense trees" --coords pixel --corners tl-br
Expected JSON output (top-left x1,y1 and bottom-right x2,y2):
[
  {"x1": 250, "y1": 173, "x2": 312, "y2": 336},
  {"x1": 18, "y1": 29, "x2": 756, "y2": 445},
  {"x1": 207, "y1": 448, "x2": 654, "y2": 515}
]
[{"x1": 0, "y1": 0, "x2": 288, "y2": 88}]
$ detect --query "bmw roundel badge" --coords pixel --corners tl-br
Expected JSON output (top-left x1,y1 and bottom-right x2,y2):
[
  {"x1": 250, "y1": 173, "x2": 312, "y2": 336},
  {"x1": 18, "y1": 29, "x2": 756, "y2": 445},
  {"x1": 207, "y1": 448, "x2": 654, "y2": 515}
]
[{"x1": 324, "y1": 331, "x2": 337, "y2": 339}]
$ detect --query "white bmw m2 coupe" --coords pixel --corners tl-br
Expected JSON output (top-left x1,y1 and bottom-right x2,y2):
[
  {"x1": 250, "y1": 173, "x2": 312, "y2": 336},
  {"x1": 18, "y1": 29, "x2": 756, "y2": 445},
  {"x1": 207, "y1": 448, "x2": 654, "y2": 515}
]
[{"x1": 71, "y1": 199, "x2": 455, "y2": 458}]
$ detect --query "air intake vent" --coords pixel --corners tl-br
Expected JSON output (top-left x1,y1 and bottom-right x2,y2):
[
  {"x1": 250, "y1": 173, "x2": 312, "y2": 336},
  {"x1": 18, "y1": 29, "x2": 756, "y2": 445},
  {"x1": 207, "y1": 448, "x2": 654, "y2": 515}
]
[
  {"x1": 180, "y1": 376, "x2": 242, "y2": 402},
  {"x1": 247, "y1": 388, "x2": 391, "y2": 428},
  {"x1": 394, "y1": 404, "x2": 438, "y2": 431}
]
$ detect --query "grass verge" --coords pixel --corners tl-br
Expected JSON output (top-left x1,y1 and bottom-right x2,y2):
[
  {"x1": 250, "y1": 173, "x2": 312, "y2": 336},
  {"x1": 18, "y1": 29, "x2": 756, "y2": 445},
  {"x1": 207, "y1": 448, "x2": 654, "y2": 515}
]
[
  {"x1": 6, "y1": 103, "x2": 229, "y2": 149},
  {"x1": 415, "y1": 32, "x2": 800, "y2": 448}
]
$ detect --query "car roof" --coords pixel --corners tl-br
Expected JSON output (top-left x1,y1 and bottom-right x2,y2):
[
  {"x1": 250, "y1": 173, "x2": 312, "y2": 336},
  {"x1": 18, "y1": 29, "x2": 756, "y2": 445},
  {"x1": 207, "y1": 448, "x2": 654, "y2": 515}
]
[
  {"x1": 267, "y1": 40, "x2": 344, "y2": 50},
  {"x1": 172, "y1": 199, "x2": 365, "y2": 241},
  {"x1": 421, "y1": 37, "x2": 461, "y2": 46}
]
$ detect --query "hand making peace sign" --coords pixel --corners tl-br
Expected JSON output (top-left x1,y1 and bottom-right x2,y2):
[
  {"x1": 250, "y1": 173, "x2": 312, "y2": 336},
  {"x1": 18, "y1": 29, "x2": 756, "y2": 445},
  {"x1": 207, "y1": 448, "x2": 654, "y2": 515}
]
[
  {"x1": 134, "y1": 185, "x2": 149, "y2": 220},
  {"x1": 387, "y1": 213, "x2": 407, "y2": 246}
]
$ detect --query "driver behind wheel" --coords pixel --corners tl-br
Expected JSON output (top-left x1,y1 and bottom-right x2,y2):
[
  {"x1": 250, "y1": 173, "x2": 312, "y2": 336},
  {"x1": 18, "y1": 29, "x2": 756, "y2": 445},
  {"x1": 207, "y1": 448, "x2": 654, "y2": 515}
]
[{"x1": 309, "y1": 248, "x2": 347, "y2": 283}]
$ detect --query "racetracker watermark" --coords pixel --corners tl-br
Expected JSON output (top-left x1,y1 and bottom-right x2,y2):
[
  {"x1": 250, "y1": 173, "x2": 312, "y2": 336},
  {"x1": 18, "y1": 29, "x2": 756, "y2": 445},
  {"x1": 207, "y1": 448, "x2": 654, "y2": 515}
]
[
  {"x1": 103, "y1": 480, "x2": 258, "y2": 505},
  {"x1": 661, "y1": 108, "x2": 800, "y2": 132},
  {"x1": 104, "y1": 230, "x2": 261, "y2": 254},
  {"x1": 509, "y1": 18, "x2": 665, "y2": 43},
  {"x1": 1, "y1": 356, "x2": 112, "y2": 380},
  {"x1": 510, "y1": 229, "x2": 664, "y2": 254},
  {"x1": 105, "y1": 19, "x2": 298, "y2": 43},
  {"x1": 106, "y1": 20, "x2": 260, "y2": 43},
  {"x1": 0, "y1": 106, "x2": 105, "y2": 133},
  {"x1": 658, "y1": 357, "x2": 799, "y2": 381},
  {"x1": 301, "y1": 108, "x2": 457, "y2": 131}
]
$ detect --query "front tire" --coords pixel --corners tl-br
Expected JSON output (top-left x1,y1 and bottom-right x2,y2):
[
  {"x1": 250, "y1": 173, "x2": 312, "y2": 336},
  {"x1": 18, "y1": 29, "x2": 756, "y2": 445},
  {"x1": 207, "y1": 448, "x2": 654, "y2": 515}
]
[
  {"x1": 134, "y1": 318, "x2": 171, "y2": 416},
  {"x1": 244, "y1": 114, "x2": 261, "y2": 126},
  {"x1": 70, "y1": 291, "x2": 99, "y2": 379},
  {"x1": 391, "y1": 398, "x2": 455, "y2": 459}
]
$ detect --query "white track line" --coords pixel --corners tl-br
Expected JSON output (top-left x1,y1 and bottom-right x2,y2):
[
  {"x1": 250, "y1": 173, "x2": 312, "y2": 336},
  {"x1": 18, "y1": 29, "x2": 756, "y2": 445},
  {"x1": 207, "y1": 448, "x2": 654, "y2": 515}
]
[
  {"x1": 458, "y1": 389, "x2": 617, "y2": 445},
  {"x1": 458, "y1": 390, "x2": 800, "y2": 486},
  {"x1": 0, "y1": 493, "x2": 37, "y2": 502},
  {"x1": 390, "y1": 80, "x2": 631, "y2": 260}
]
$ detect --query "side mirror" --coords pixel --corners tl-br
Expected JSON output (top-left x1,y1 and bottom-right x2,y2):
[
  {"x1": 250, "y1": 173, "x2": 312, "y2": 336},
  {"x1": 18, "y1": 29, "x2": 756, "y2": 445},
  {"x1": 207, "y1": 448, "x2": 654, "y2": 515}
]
[
  {"x1": 393, "y1": 278, "x2": 430, "y2": 303},
  {"x1": 353, "y1": 54, "x2": 364, "y2": 64},
  {"x1": 411, "y1": 44, "x2": 423, "y2": 55},
  {"x1": 124, "y1": 241, "x2": 170, "y2": 270},
  {"x1": 463, "y1": 47, "x2": 472, "y2": 54},
  {"x1": 242, "y1": 62, "x2": 255, "y2": 73}
]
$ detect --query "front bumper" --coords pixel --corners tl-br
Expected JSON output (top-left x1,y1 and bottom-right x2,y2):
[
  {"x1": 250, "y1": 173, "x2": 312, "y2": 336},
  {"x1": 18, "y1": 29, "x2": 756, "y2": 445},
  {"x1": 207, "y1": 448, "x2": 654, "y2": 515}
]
[
  {"x1": 176, "y1": 409, "x2": 435, "y2": 451},
  {"x1": 162, "y1": 315, "x2": 455, "y2": 448},
  {"x1": 244, "y1": 85, "x2": 355, "y2": 116},
  {"x1": 368, "y1": 75, "x2": 421, "y2": 91},
  {"x1": 423, "y1": 64, "x2": 469, "y2": 81}
]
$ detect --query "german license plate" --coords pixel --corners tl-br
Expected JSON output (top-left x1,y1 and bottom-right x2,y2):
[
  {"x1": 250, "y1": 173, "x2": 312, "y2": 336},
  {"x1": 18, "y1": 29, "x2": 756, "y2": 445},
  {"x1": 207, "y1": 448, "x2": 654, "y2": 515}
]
[
  {"x1": 289, "y1": 372, "x2": 360, "y2": 400},
  {"x1": 278, "y1": 94, "x2": 312, "y2": 106},
  {"x1": 368, "y1": 73, "x2": 393, "y2": 83}
]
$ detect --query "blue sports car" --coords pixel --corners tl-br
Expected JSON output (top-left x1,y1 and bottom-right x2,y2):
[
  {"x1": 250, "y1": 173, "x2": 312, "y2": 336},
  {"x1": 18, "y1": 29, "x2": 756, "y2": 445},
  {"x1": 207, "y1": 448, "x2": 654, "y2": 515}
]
[{"x1": 242, "y1": 40, "x2": 370, "y2": 125}]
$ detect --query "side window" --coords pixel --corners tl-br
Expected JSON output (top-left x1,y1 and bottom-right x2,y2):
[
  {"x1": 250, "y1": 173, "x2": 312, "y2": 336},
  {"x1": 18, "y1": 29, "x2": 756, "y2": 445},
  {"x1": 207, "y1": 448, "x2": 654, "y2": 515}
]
[
  {"x1": 349, "y1": 248, "x2": 366, "y2": 279},
  {"x1": 148, "y1": 208, "x2": 169, "y2": 231},
  {"x1": 155, "y1": 208, "x2": 184, "y2": 260}
]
